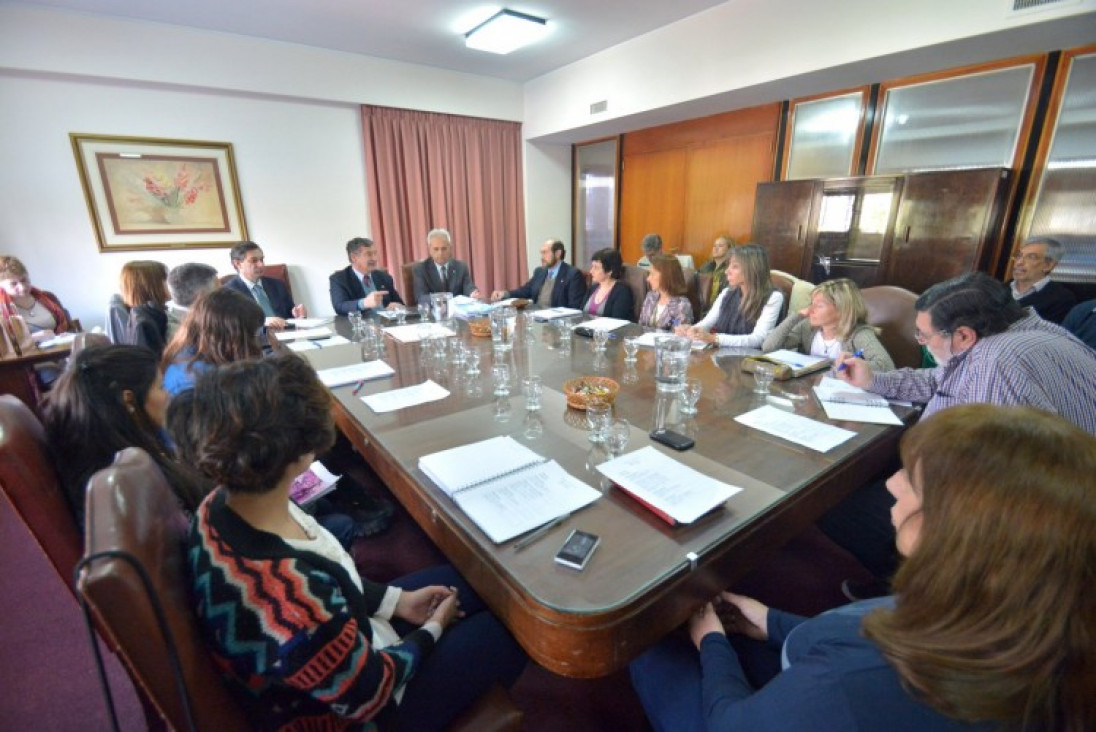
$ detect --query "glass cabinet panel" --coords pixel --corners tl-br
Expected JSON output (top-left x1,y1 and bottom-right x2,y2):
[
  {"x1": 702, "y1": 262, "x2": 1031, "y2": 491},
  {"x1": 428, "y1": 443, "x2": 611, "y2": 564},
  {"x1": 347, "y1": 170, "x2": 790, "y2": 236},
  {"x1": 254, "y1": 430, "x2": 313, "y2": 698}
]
[
  {"x1": 786, "y1": 92, "x2": 864, "y2": 180},
  {"x1": 573, "y1": 138, "x2": 619, "y2": 266}
]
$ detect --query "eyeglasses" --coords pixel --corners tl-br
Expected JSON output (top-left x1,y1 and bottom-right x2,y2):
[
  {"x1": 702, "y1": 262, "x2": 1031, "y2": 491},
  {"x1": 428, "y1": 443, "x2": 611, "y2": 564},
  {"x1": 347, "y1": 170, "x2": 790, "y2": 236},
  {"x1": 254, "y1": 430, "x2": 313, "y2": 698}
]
[{"x1": 913, "y1": 328, "x2": 950, "y2": 345}]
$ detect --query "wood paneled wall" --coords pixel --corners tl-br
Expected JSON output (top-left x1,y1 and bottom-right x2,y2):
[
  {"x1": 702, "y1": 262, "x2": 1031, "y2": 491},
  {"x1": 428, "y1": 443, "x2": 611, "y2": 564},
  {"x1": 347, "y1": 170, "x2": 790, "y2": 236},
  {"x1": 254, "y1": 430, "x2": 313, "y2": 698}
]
[{"x1": 620, "y1": 104, "x2": 780, "y2": 266}]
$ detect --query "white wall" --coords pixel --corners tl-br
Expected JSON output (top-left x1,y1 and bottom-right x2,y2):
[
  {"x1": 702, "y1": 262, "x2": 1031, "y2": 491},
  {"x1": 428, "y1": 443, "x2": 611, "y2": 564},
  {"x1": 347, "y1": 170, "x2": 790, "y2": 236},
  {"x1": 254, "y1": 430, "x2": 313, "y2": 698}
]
[
  {"x1": 522, "y1": 141, "x2": 573, "y2": 272},
  {"x1": 0, "y1": 5, "x2": 524, "y2": 328}
]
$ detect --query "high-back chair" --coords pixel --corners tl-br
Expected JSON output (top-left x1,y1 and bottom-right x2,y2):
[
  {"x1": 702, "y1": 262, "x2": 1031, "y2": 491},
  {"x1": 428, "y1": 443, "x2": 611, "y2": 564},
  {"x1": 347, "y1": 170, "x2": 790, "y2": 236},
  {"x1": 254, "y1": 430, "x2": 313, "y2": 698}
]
[
  {"x1": 620, "y1": 265, "x2": 649, "y2": 322},
  {"x1": 861, "y1": 285, "x2": 921, "y2": 369},
  {"x1": 0, "y1": 395, "x2": 81, "y2": 595},
  {"x1": 77, "y1": 448, "x2": 522, "y2": 732},
  {"x1": 681, "y1": 268, "x2": 702, "y2": 323},
  {"x1": 401, "y1": 261, "x2": 417, "y2": 306}
]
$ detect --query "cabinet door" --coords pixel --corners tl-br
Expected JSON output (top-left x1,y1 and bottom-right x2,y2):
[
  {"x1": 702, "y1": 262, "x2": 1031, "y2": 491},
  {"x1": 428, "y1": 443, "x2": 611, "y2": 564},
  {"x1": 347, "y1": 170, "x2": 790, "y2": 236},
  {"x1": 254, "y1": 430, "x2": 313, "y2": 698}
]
[
  {"x1": 887, "y1": 168, "x2": 1010, "y2": 294},
  {"x1": 751, "y1": 180, "x2": 818, "y2": 277},
  {"x1": 806, "y1": 176, "x2": 902, "y2": 289}
]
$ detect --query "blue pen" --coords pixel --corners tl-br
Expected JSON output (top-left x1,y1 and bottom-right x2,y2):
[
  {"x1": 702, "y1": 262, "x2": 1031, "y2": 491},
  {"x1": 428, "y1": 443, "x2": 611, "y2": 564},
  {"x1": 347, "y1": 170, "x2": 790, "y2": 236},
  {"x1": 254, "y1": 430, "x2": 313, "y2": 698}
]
[{"x1": 836, "y1": 349, "x2": 864, "y2": 371}]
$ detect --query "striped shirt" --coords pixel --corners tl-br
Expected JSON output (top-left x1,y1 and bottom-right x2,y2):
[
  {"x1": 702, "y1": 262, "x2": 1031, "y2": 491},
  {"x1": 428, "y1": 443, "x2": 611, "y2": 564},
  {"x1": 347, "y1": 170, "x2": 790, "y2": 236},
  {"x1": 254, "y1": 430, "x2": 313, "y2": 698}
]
[{"x1": 870, "y1": 312, "x2": 1096, "y2": 435}]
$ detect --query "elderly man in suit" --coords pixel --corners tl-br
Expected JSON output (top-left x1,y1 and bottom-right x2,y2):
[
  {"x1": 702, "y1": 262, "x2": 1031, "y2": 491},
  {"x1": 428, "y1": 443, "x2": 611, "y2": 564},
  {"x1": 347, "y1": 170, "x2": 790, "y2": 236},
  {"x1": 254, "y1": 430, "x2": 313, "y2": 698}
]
[
  {"x1": 1007, "y1": 237, "x2": 1076, "y2": 324},
  {"x1": 411, "y1": 228, "x2": 481, "y2": 306},
  {"x1": 329, "y1": 237, "x2": 404, "y2": 316},
  {"x1": 490, "y1": 238, "x2": 585, "y2": 309},
  {"x1": 223, "y1": 241, "x2": 306, "y2": 330}
]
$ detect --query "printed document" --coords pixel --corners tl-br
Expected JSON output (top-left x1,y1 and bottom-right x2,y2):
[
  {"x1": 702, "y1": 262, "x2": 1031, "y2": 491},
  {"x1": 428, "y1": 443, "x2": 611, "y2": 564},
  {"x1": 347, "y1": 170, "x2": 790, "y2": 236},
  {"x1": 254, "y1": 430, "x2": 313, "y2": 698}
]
[
  {"x1": 315, "y1": 360, "x2": 395, "y2": 388},
  {"x1": 361, "y1": 379, "x2": 449, "y2": 413},
  {"x1": 735, "y1": 405, "x2": 856, "y2": 453}
]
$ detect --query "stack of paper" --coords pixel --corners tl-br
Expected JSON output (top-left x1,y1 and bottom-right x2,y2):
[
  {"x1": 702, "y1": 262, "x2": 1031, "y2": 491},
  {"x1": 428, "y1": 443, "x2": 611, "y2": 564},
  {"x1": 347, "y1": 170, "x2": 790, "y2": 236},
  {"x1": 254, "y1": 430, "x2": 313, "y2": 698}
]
[
  {"x1": 287, "y1": 335, "x2": 351, "y2": 351},
  {"x1": 361, "y1": 379, "x2": 449, "y2": 412},
  {"x1": 735, "y1": 405, "x2": 857, "y2": 452},
  {"x1": 596, "y1": 446, "x2": 740, "y2": 525},
  {"x1": 812, "y1": 376, "x2": 901, "y2": 425},
  {"x1": 287, "y1": 317, "x2": 335, "y2": 329},
  {"x1": 419, "y1": 436, "x2": 600, "y2": 544},
  {"x1": 384, "y1": 323, "x2": 457, "y2": 343},
  {"x1": 533, "y1": 307, "x2": 584, "y2": 321},
  {"x1": 315, "y1": 360, "x2": 395, "y2": 388},
  {"x1": 634, "y1": 331, "x2": 711, "y2": 350},
  {"x1": 578, "y1": 317, "x2": 631, "y2": 332},
  {"x1": 275, "y1": 326, "x2": 334, "y2": 341}
]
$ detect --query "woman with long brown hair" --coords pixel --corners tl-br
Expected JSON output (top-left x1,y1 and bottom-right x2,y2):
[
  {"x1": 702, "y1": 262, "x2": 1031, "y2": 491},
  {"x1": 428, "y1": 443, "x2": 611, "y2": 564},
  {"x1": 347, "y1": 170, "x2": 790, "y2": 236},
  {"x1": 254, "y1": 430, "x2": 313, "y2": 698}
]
[
  {"x1": 677, "y1": 243, "x2": 782, "y2": 348},
  {"x1": 161, "y1": 287, "x2": 264, "y2": 395},
  {"x1": 631, "y1": 404, "x2": 1096, "y2": 730}
]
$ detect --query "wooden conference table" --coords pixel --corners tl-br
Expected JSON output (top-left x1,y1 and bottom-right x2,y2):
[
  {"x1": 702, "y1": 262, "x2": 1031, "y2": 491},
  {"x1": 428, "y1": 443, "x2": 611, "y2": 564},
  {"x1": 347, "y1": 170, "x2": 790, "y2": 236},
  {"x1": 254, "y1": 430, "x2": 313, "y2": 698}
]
[
  {"x1": 303, "y1": 316, "x2": 911, "y2": 678},
  {"x1": 0, "y1": 339, "x2": 72, "y2": 412}
]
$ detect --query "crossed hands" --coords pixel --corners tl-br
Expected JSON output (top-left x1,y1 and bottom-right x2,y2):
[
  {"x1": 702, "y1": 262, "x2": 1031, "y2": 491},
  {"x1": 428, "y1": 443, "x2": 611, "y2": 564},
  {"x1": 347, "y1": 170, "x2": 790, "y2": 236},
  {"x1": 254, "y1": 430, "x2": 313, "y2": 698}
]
[
  {"x1": 687, "y1": 591, "x2": 770, "y2": 650},
  {"x1": 395, "y1": 585, "x2": 463, "y2": 630}
]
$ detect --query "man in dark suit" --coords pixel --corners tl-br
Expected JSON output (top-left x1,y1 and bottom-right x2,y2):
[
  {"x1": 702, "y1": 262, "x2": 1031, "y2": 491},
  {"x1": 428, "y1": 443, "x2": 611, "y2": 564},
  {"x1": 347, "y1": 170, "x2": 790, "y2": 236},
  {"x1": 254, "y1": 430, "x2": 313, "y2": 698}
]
[
  {"x1": 1008, "y1": 237, "x2": 1076, "y2": 324},
  {"x1": 411, "y1": 228, "x2": 481, "y2": 306},
  {"x1": 490, "y1": 238, "x2": 585, "y2": 309},
  {"x1": 224, "y1": 241, "x2": 306, "y2": 330},
  {"x1": 329, "y1": 237, "x2": 405, "y2": 316}
]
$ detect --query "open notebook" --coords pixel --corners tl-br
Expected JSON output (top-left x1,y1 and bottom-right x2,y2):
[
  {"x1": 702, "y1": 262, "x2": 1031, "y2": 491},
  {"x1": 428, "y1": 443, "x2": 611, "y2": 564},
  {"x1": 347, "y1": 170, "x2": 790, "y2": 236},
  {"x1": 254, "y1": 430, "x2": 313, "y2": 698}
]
[{"x1": 418, "y1": 436, "x2": 600, "y2": 543}]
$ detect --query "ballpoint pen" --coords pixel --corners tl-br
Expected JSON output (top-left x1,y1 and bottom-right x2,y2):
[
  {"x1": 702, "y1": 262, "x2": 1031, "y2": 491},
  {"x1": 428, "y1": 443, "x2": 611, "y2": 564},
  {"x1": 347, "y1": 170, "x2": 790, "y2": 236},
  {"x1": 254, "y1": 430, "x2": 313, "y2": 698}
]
[
  {"x1": 836, "y1": 349, "x2": 865, "y2": 372},
  {"x1": 351, "y1": 379, "x2": 366, "y2": 395},
  {"x1": 513, "y1": 514, "x2": 568, "y2": 552}
]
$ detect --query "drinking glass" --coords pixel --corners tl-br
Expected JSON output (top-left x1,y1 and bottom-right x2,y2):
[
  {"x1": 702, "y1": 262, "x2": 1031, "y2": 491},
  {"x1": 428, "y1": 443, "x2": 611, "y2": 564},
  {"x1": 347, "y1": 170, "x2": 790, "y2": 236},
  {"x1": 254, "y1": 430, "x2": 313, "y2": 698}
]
[
  {"x1": 492, "y1": 363, "x2": 512, "y2": 396},
  {"x1": 347, "y1": 310, "x2": 362, "y2": 334},
  {"x1": 489, "y1": 306, "x2": 517, "y2": 351},
  {"x1": 606, "y1": 419, "x2": 630, "y2": 456},
  {"x1": 752, "y1": 362, "x2": 779, "y2": 394},
  {"x1": 592, "y1": 327, "x2": 610, "y2": 353},
  {"x1": 464, "y1": 348, "x2": 481, "y2": 376},
  {"x1": 622, "y1": 336, "x2": 639, "y2": 364},
  {"x1": 492, "y1": 396, "x2": 512, "y2": 422},
  {"x1": 654, "y1": 335, "x2": 691, "y2": 393},
  {"x1": 448, "y1": 339, "x2": 467, "y2": 366},
  {"x1": 586, "y1": 400, "x2": 612, "y2": 443},
  {"x1": 430, "y1": 292, "x2": 452, "y2": 322},
  {"x1": 390, "y1": 303, "x2": 407, "y2": 325},
  {"x1": 522, "y1": 411, "x2": 544, "y2": 440},
  {"x1": 417, "y1": 303, "x2": 431, "y2": 322},
  {"x1": 360, "y1": 328, "x2": 379, "y2": 361},
  {"x1": 679, "y1": 377, "x2": 702, "y2": 415},
  {"x1": 522, "y1": 375, "x2": 543, "y2": 411}
]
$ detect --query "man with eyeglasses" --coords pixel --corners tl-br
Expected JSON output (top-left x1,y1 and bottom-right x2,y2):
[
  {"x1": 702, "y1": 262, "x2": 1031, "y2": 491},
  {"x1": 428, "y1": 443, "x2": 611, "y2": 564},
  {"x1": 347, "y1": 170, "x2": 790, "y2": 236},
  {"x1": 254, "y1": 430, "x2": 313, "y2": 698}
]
[
  {"x1": 838, "y1": 271, "x2": 1095, "y2": 432},
  {"x1": 825, "y1": 271, "x2": 1096, "y2": 601},
  {"x1": 1007, "y1": 237, "x2": 1076, "y2": 324}
]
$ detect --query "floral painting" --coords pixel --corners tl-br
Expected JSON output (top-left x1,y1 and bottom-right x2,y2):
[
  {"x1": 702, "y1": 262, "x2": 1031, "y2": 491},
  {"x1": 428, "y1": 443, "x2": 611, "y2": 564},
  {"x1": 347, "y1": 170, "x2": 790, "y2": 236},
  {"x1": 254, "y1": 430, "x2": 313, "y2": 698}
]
[{"x1": 71, "y1": 134, "x2": 248, "y2": 252}]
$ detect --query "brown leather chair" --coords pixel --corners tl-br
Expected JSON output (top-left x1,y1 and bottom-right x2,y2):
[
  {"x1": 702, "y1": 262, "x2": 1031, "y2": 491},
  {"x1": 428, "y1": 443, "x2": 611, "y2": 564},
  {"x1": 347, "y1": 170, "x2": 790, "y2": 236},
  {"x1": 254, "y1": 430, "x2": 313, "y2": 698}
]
[
  {"x1": 681, "y1": 268, "x2": 702, "y2": 323},
  {"x1": 620, "y1": 264, "x2": 649, "y2": 322},
  {"x1": 770, "y1": 272, "x2": 794, "y2": 322},
  {"x1": 402, "y1": 261, "x2": 417, "y2": 306},
  {"x1": 78, "y1": 447, "x2": 521, "y2": 732},
  {"x1": 219, "y1": 263, "x2": 294, "y2": 302},
  {"x1": 0, "y1": 395, "x2": 81, "y2": 596},
  {"x1": 861, "y1": 285, "x2": 921, "y2": 369},
  {"x1": 697, "y1": 272, "x2": 715, "y2": 314}
]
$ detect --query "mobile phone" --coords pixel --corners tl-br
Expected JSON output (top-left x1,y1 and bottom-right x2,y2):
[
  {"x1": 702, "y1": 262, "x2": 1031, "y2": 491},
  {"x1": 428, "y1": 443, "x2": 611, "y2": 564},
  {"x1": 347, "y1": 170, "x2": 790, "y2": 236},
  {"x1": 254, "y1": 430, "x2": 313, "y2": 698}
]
[
  {"x1": 554, "y1": 529, "x2": 600, "y2": 570},
  {"x1": 649, "y1": 428, "x2": 695, "y2": 451}
]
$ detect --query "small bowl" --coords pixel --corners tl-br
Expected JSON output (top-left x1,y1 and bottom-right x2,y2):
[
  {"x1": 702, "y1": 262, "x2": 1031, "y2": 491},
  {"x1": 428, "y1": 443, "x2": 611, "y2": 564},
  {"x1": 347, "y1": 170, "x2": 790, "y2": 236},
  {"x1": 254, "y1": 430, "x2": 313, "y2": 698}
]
[
  {"x1": 468, "y1": 318, "x2": 492, "y2": 338},
  {"x1": 511, "y1": 299, "x2": 530, "y2": 310},
  {"x1": 563, "y1": 376, "x2": 620, "y2": 410}
]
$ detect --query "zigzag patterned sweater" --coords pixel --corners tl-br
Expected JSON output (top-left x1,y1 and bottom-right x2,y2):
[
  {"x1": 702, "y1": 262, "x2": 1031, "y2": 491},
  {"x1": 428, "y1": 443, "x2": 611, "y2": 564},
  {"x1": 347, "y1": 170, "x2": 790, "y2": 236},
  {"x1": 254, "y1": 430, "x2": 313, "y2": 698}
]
[{"x1": 188, "y1": 490, "x2": 435, "y2": 730}]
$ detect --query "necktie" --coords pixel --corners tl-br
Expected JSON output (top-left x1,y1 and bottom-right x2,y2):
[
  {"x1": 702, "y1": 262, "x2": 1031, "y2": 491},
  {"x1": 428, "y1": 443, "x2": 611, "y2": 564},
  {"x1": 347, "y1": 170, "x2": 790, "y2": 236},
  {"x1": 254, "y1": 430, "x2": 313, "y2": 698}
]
[
  {"x1": 362, "y1": 273, "x2": 374, "y2": 295},
  {"x1": 440, "y1": 264, "x2": 449, "y2": 283},
  {"x1": 252, "y1": 282, "x2": 276, "y2": 317}
]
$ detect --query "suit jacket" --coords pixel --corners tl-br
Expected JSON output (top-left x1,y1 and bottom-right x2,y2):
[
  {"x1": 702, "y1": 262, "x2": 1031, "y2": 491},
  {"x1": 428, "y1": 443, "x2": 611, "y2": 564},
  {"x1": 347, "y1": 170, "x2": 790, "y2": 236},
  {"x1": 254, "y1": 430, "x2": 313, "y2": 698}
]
[
  {"x1": 224, "y1": 275, "x2": 295, "y2": 319},
  {"x1": 1014, "y1": 280, "x2": 1077, "y2": 325},
  {"x1": 582, "y1": 282, "x2": 635, "y2": 322},
  {"x1": 508, "y1": 261, "x2": 586, "y2": 309},
  {"x1": 411, "y1": 258, "x2": 477, "y2": 306},
  {"x1": 328, "y1": 266, "x2": 404, "y2": 315}
]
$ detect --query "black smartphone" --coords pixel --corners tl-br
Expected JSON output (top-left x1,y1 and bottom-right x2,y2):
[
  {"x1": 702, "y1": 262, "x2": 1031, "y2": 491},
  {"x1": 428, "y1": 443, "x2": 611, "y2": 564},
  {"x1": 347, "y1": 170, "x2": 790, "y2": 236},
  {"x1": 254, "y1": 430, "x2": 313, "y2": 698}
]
[
  {"x1": 554, "y1": 529, "x2": 601, "y2": 570},
  {"x1": 649, "y1": 428, "x2": 695, "y2": 451}
]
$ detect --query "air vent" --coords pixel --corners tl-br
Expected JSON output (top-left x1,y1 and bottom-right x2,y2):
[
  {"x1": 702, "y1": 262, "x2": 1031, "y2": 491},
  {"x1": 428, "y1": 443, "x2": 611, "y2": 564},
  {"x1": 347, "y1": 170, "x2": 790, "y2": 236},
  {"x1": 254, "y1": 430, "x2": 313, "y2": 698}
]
[
  {"x1": 1010, "y1": 0, "x2": 1078, "y2": 13},
  {"x1": 590, "y1": 100, "x2": 608, "y2": 115}
]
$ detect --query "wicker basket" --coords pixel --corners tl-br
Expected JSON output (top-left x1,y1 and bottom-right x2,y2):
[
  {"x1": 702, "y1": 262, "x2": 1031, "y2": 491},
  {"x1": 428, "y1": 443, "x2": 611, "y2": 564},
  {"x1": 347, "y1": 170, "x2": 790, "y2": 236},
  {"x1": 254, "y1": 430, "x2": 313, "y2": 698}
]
[{"x1": 563, "y1": 376, "x2": 620, "y2": 410}]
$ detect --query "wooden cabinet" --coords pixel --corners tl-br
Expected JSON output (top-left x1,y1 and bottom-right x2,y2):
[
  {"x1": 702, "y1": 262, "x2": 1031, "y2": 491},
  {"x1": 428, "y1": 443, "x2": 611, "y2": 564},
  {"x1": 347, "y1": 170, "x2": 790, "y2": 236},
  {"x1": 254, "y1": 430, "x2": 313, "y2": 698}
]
[{"x1": 751, "y1": 168, "x2": 1010, "y2": 293}]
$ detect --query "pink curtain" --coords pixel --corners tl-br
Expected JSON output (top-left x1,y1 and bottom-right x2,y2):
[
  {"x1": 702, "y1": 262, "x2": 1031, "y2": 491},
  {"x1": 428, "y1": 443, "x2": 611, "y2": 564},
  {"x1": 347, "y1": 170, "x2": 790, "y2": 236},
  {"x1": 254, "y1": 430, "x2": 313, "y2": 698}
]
[{"x1": 361, "y1": 106, "x2": 527, "y2": 296}]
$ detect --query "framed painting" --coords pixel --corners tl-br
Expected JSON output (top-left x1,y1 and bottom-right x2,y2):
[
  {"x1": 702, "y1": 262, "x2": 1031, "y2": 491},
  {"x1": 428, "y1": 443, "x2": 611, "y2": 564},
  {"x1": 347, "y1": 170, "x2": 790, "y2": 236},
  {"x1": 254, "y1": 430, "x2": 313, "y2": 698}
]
[{"x1": 70, "y1": 134, "x2": 248, "y2": 252}]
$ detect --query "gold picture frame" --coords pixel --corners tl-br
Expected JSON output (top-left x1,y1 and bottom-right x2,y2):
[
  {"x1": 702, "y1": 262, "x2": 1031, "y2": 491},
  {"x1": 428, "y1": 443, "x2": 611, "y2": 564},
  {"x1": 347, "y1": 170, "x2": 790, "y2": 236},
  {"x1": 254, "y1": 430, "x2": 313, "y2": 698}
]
[{"x1": 70, "y1": 133, "x2": 248, "y2": 252}]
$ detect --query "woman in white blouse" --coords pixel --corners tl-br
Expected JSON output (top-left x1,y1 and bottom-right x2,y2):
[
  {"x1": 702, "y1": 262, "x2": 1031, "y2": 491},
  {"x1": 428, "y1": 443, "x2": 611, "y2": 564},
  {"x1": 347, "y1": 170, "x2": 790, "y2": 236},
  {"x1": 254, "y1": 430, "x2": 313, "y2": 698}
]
[{"x1": 677, "y1": 244, "x2": 782, "y2": 348}]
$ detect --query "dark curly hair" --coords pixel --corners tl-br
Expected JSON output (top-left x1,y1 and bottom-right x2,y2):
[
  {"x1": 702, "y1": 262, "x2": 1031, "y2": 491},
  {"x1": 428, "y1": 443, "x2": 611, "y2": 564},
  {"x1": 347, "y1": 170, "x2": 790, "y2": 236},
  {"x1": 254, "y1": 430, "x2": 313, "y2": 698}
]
[{"x1": 167, "y1": 354, "x2": 335, "y2": 494}]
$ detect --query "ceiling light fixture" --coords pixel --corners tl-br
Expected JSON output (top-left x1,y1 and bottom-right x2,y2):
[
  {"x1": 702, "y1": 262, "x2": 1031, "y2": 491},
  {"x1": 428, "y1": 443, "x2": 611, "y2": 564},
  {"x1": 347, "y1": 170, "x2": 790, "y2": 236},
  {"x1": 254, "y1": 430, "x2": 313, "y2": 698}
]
[{"x1": 465, "y1": 9, "x2": 548, "y2": 55}]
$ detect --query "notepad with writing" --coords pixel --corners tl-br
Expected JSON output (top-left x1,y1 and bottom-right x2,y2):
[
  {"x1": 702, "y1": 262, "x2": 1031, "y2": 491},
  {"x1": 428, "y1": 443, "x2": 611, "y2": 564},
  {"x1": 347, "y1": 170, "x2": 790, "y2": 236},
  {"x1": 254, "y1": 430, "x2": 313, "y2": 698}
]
[
  {"x1": 596, "y1": 446, "x2": 741, "y2": 525},
  {"x1": 743, "y1": 349, "x2": 831, "y2": 379},
  {"x1": 418, "y1": 436, "x2": 600, "y2": 543}
]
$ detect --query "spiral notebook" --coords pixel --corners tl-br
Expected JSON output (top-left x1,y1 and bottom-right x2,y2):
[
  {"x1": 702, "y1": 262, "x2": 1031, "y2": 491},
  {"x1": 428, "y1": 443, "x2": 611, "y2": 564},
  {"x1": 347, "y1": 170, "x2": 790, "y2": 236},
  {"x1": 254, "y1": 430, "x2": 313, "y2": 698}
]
[{"x1": 418, "y1": 436, "x2": 600, "y2": 543}]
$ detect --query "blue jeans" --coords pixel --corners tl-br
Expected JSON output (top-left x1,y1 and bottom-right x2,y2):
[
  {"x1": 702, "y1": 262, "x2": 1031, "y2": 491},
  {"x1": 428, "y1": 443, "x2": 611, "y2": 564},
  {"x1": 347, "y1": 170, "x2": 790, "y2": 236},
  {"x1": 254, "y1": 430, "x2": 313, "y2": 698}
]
[{"x1": 386, "y1": 565, "x2": 526, "y2": 732}]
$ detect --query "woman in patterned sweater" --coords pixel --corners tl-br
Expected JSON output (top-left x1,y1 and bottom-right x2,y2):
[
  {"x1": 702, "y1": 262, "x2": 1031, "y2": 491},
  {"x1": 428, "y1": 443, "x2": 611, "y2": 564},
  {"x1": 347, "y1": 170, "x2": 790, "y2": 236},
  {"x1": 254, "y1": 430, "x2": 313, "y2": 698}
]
[{"x1": 171, "y1": 355, "x2": 525, "y2": 730}]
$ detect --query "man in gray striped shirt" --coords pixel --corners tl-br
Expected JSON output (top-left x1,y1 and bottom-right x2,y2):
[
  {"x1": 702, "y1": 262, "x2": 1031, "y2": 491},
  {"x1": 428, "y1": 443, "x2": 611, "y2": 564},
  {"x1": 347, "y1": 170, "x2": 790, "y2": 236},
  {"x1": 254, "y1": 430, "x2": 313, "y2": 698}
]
[{"x1": 838, "y1": 272, "x2": 1096, "y2": 435}]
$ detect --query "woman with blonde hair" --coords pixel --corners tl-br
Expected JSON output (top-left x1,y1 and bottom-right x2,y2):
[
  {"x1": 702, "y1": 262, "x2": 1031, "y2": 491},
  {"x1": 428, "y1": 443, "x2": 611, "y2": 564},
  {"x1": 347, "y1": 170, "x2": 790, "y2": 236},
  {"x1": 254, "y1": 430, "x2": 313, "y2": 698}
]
[
  {"x1": 639, "y1": 255, "x2": 694, "y2": 330},
  {"x1": 631, "y1": 403, "x2": 1096, "y2": 730},
  {"x1": 763, "y1": 277, "x2": 894, "y2": 371},
  {"x1": 0, "y1": 255, "x2": 73, "y2": 336},
  {"x1": 678, "y1": 244, "x2": 782, "y2": 348},
  {"x1": 109, "y1": 260, "x2": 171, "y2": 356},
  {"x1": 697, "y1": 235, "x2": 733, "y2": 308}
]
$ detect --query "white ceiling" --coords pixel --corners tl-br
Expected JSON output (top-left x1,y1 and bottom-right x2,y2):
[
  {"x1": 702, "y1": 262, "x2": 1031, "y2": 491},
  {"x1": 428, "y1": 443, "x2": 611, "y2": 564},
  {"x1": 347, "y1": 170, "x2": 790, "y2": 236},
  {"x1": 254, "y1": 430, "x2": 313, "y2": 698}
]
[{"x1": 14, "y1": 0, "x2": 731, "y2": 82}]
